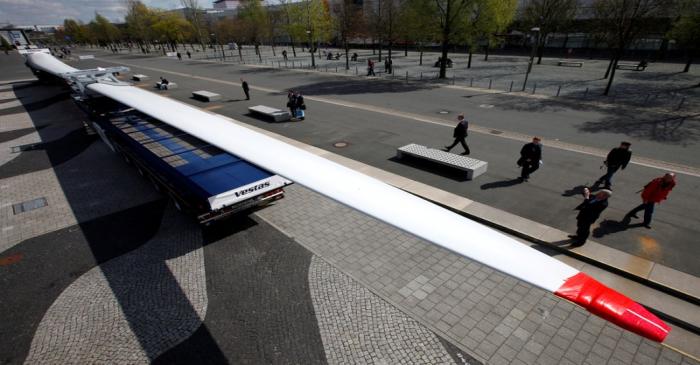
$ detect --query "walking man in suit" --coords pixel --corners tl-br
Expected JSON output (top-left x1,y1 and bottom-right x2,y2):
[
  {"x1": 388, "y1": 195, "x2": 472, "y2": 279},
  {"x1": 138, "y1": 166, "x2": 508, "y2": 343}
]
[
  {"x1": 596, "y1": 142, "x2": 632, "y2": 189},
  {"x1": 241, "y1": 78, "x2": 250, "y2": 100},
  {"x1": 517, "y1": 137, "x2": 542, "y2": 182},
  {"x1": 569, "y1": 188, "x2": 611, "y2": 247},
  {"x1": 444, "y1": 114, "x2": 470, "y2": 155}
]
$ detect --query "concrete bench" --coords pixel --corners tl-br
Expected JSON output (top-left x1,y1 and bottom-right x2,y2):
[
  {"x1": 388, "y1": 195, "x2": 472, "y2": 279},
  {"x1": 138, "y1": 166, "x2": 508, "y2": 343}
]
[
  {"x1": 132, "y1": 74, "x2": 149, "y2": 81},
  {"x1": 249, "y1": 105, "x2": 291, "y2": 122},
  {"x1": 192, "y1": 90, "x2": 221, "y2": 102},
  {"x1": 396, "y1": 143, "x2": 488, "y2": 180},
  {"x1": 616, "y1": 62, "x2": 647, "y2": 71},
  {"x1": 557, "y1": 60, "x2": 583, "y2": 67}
]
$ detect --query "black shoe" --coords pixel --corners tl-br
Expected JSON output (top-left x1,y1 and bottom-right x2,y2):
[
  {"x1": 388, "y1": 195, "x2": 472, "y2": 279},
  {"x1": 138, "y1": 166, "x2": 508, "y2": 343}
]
[
  {"x1": 643, "y1": 224, "x2": 651, "y2": 229},
  {"x1": 460, "y1": 152, "x2": 469, "y2": 155},
  {"x1": 570, "y1": 240, "x2": 585, "y2": 247},
  {"x1": 567, "y1": 234, "x2": 578, "y2": 239},
  {"x1": 443, "y1": 146, "x2": 451, "y2": 151}
]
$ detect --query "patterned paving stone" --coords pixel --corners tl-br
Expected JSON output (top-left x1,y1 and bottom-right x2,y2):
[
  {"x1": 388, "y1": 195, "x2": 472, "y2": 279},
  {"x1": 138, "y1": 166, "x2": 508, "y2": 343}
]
[
  {"x1": 309, "y1": 255, "x2": 462, "y2": 364},
  {"x1": 256, "y1": 184, "x2": 700, "y2": 365},
  {"x1": 24, "y1": 206, "x2": 205, "y2": 364}
]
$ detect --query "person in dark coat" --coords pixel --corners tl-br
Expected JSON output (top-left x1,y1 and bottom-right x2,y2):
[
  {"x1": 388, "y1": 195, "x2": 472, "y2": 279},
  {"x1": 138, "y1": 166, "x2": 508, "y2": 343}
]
[
  {"x1": 177, "y1": 52, "x2": 182, "y2": 60},
  {"x1": 241, "y1": 78, "x2": 250, "y2": 100},
  {"x1": 186, "y1": 50, "x2": 191, "y2": 58},
  {"x1": 596, "y1": 142, "x2": 632, "y2": 189},
  {"x1": 626, "y1": 173, "x2": 676, "y2": 228},
  {"x1": 367, "y1": 59, "x2": 375, "y2": 76},
  {"x1": 287, "y1": 91, "x2": 297, "y2": 117},
  {"x1": 295, "y1": 91, "x2": 306, "y2": 120},
  {"x1": 443, "y1": 114, "x2": 470, "y2": 155},
  {"x1": 569, "y1": 188, "x2": 611, "y2": 246},
  {"x1": 517, "y1": 137, "x2": 542, "y2": 181}
]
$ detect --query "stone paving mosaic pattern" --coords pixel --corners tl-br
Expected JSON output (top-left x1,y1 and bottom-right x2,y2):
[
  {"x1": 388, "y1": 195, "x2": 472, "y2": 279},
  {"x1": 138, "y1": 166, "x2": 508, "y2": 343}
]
[
  {"x1": 153, "y1": 216, "x2": 327, "y2": 364},
  {"x1": 24, "y1": 206, "x2": 205, "y2": 364},
  {"x1": 309, "y1": 255, "x2": 474, "y2": 365},
  {"x1": 0, "y1": 200, "x2": 166, "y2": 364},
  {"x1": 256, "y1": 184, "x2": 699, "y2": 365}
]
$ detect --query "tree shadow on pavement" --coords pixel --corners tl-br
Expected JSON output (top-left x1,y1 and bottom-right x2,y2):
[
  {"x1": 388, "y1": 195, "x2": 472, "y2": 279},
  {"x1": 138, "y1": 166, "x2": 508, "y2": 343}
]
[
  {"x1": 579, "y1": 113, "x2": 700, "y2": 144},
  {"x1": 291, "y1": 78, "x2": 439, "y2": 96},
  {"x1": 480, "y1": 178, "x2": 522, "y2": 189}
]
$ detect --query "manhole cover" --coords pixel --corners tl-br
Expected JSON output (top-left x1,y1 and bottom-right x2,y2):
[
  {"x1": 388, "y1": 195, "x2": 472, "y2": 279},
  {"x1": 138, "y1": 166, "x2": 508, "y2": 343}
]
[
  {"x1": 479, "y1": 104, "x2": 494, "y2": 109},
  {"x1": 490, "y1": 130, "x2": 503, "y2": 135},
  {"x1": 333, "y1": 141, "x2": 349, "y2": 148},
  {"x1": 438, "y1": 110, "x2": 450, "y2": 114}
]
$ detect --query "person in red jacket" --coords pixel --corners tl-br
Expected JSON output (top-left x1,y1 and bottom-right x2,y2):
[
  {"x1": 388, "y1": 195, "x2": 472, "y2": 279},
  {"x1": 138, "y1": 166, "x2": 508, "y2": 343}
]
[{"x1": 626, "y1": 173, "x2": 676, "y2": 228}]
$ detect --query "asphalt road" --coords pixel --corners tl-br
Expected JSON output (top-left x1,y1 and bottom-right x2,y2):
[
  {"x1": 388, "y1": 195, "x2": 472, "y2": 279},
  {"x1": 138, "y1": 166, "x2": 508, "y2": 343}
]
[{"x1": 72, "y1": 51, "x2": 700, "y2": 277}]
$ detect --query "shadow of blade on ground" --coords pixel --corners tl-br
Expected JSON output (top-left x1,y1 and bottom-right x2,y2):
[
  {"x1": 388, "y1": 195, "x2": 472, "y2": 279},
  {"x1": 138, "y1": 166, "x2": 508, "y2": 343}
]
[{"x1": 0, "y1": 82, "x2": 231, "y2": 363}]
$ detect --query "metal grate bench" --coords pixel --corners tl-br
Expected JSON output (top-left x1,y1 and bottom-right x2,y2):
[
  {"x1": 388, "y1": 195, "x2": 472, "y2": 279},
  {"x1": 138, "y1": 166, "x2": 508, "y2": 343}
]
[
  {"x1": 397, "y1": 144, "x2": 488, "y2": 180},
  {"x1": 249, "y1": 105, "x2": 291, "y2": 122}
]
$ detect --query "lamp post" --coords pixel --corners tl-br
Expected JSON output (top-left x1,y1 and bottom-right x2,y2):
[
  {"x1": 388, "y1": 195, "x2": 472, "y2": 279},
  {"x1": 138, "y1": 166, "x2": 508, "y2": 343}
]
[
  {"x1": 522, "y1": 27, "x2": 540, "y2": 92},
  {"x1": 306, "y1": 30, "x2": 315, "y2": 68},
  {"x1": 210, "y1": 33, "x2": 225, "y2": 61}
]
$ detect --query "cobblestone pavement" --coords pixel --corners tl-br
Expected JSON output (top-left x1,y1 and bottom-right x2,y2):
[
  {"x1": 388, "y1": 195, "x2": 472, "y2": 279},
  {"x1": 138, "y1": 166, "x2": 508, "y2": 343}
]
[
  {"x1": 0, "y1": 83, "x2": 160, "y2": 252},
  {"x1": 24, "y1": 206, "x2": 205, "y2": 364},
  {"x1": 309, "y1": 255, "x2": 478, "y2": 364},
  {"x1": 256, "y1": 184, "x2": 699, "y2": 365}
]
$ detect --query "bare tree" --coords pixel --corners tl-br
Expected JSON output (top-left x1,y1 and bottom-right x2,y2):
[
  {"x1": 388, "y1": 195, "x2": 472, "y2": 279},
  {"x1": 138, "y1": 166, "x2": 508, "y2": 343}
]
[
  {"x1": 180, "y1": 0, "x2": 207, "y2": 51},
  {"x1": 594, "y1": 0, "x2": 669, "y2": 95},
  {"x1": 521, "y1": 0, "x2": 578, "y2": 64},
  {"x1": 333, "y1": 0, "x2": 364, "y2": 69}
]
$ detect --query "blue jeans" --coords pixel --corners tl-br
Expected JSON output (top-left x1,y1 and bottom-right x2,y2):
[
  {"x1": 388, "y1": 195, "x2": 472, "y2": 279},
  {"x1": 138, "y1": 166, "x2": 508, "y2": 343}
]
[
  {"x1": 598, "y1": 165, "x2": 621, "y2": 186},
  {"x1": 629, "y1": 202, "x2": 655, "y2": 225}
]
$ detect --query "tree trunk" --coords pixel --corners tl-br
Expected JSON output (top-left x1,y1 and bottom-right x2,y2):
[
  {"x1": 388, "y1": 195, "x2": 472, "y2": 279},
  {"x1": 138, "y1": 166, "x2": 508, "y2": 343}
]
[
  {"x1": 468, "y1": 50, "x2": 472, "y2": 68},
  {"x1": 257, "y1": 43, "x2": 262, "y2": 62},
  {"x1": 604, "y1": 55, "x2": 614, "y2": 79},
  {"x1": 484, "y1": 45, "x2": 489, "y2": 61},
  {"x1": 405, "y1": 42, "x2": 408, "y2": 56},
  {"x1": 271, "y1": 43, "x2": 276, "y2": 57},
  {"x1": 684, "y1": 54, "x2": 692, "y2": 73},
  {"x1": 345, "y1": 40, "x2": 350, "y2": 70},
  {"x1": 536, "y1": 44, "x2": 543, "y2": 64},
  {"x1": 378, "y1": 39, "x2": 382, "y2": 62},
  {"x1": 238, "y1": 46, "x2": 243, "y2": 62},
  {"x1": 439, "y1": 32, "x2": 450, "y2": 79},
  {"x1": 419, "y1": 45, "x2": 423, "y2": 65},
  {"x1": 604, "y1": 51, "x2": 621, "y2": 96}
]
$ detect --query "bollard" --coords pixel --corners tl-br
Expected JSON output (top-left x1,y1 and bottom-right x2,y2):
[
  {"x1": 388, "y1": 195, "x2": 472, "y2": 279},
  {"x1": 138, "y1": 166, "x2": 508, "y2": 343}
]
[
  {"x1": 584, "y1": 87, "x2": 589, "y2": 97},
  {"x1": 509, "y1": 81, "x2": 514, "y2": 92},
  {"x1": 326, "y1": 66, "x2": 328, "y2": 72},
  {"x1": 336, "y1": 66, "x2": 338, "y2": 73},
  {"x1": 406, "y1": 71, "x2": 408, "y2": 82},
  {"x1": 556, "y1": 85, "x2": 561, "y2": 97},
  {"x1": 452, "y1": 74, "x2": 455, "y2": 85},
  {"x1": 470, "y1": 78, "x2": 473, "y2": 87},
  {"x1": 356, "y1": 66, "x2": 358, "y2": 75},
  {"x1": 488, "y1": 79, "x2": 492, "y2": 89},
  {"x1": 420, "y1": 72, "x2": 423, "y2": 80},
  {"x1": 532, "y1": 82, "x2": 537, "y2": 94},
  {"x1": 292, "y1": 61, "x2": 295, "y2": 68},
  {"x1": 278, "y1": 61, "x2": 281, "y2": 68}
]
